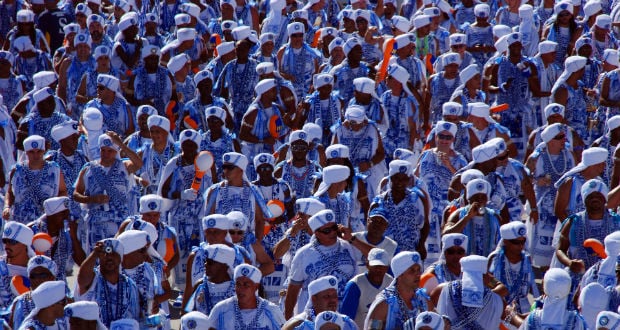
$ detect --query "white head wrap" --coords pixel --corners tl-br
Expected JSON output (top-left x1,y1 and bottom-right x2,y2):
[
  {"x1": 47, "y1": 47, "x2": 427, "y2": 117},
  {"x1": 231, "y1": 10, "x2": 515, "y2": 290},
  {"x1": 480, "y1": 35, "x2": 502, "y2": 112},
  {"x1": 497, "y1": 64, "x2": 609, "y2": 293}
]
[
  {"x1": 460, "y1": 255, "x2": 487, "y2": 307},
  {"x1": 308, "y1": 275, "x2": 338, "y2": 297},
  {"x1": 222, "y1": 152, "x2": 248, "y2": 172},
  {"x1": 74, "y1": 33, "x2": 91, "y2": 47},
  {"x1": 256, "y1": 62, "x2": 274, "y2": 75},
  {"x1": 216, "y1": 41, "x2": 235, "y2": 55},
  {"x1": 255, "y1": 78, "x2": 276, "y2": 96},
  {"x1": 325, "y1": 144, "x2": 349, "y2": 159},
  {"x1": 423, "y1": 7, "x2": 440, "y2": 17},
  {"x1": 314, "y1": 165, "x2": 350, "y2": 197},
  {"x1": 194, "y1": 69, "x2": 214, "y2": 85},
  {"x1": 392, "y1": 15, "x2": 411, "y2": 33},
  {"x1": 353, "y1": 77, "x2": 379, "y2": 99},
  {"x1": 344, "y1": 105, "x2": 367, "y2": 122},
  {"x1": 139, "y1": 194, "x2": 164, "y2": 213},
  {"x1": 94, "y1": 45, "x2": 111, "y2": 59},
  {"x1": 180, "y1": 311, "x2": 209, "y2": 330},
  {"x1": 32, "y1": 87, "x2": 55, "y2": 104},
  {"x1": 51, "y1": 120, "x2": 78, "y2": 143},
  {"x1": 459, "y1": 64, "x2": 480, "y2": 84},
  {"x1": 415, "y1": 312, "x2": 445, "y2": 330},
  {"x1": 205, "y1": 106, "x2": 226, "y2": 122},
  {"x1": 147, "y1": 115, "x2": 170, "y2": 132},
  {"x1": 23, "y1": 135, "x2": 45, "y2": 152},
  {"x1": 583, "y1": 0, "x2": 602, "y2": 18},
  {"x1": 141, "y1": 45, "x2": 161, "y2": 59},
  {"x1": 31, "y1": 280, "x2": 66, "y2": 309},
  {"x1": 343, "y1": 38, "x2": 361, "y2": 56},
  {"x1": 389, "y1": 159, "x2": 412, "y2": 177},
  {"x1": 441, "y1": 233, "x2": 468, "y2": 256},
  {"x1": 308, "y1": 209, "x2": 337, "y2": 231},
  {"x1": 174, "y1": 13, "x2": 191, "y2": 26},
  {"x1": 44, "y1": 196, "x2": 69, "y2": 216},
  {"x1": 386, "y1": 63, "x2": 413, "y2": 96},
  {"x1": 289, "y1": 130, "x2": 309, "y2": 144},
  {"x1": 110, "y1": 319, "x2": 139, "y2": 330},
  {"x1": 287, "y1": 22, "x2": 305, "y2": 36},
  {"x1": 413, "y1": 15, "x2": 432, "y2": 29},
  {"x1": 394, "y1": 34, "x2": 412, "y2": 49},
  {"x1": 442, "y1": 102, "x2": 463, "y2": 116},
  {"x1": 253, "y1": 153, "x2": 275, "y2": 171},
  {"x1": 179, "y1": 129, "x2": 202, "y2": 147},
  {"x1": 471, "y1": 143, "x2": 496, "y2": 163},
  {"x1": 391, "y1": 251, "x2": 423, "y2": 279},
  {"x1": 82, "y1": 107, "x2": 103, "y2": 132},
  {"x1": 16, "y1": 9, "x2": 34, "y2": 22},
  {"x1": 167, "y1": 53, "x2": 190, "y2": 74},
  {"x1": 469, "y1": 102, "x2": 494, "y2": 123},
  {"x1": 461, "y1": 169, "x2": 484, "y2": 185},
  {"x1": 97, "y1": 74, "x2": 120, "y2": 92},
  {"x1": 117, "y1": 230, "x2": 149, "y2": 255},
  {"x1": 474, "y1": 3, "x2": 490, "y2": 17},
  {"x1": 581, "y1": 179, "x2": 608, "y2": 201},
  {"x1": 604, "y1": 49, "x2": 620, "y2": 67},
  {"x1": 296, "y1": 198, "x2": 325, "y2": 216},
  {"x1": 27, "y1": 255, "x2": 57, "y2": 277},
  {"x1": 596, "y1": 14, "x2": 612, "y2": 29},
  {"x1": 234, "y1": 264, "x2": 262, "y2": 283},
  {"x1": 64, "y1": 301, "x2": 103, "y2": 324},
  {"x1": 313, "y1": 73, "x2": 334, "y2": 89},
  {"x1": 98, "y1": 134, "x2": 119, "y2": 152},
  {"x1": 466, "y1": 178, "x2": 491, "y2": 200},
  {"x1": 303, "y1": 123, "x2": 321, "y2": 143},
  {"x1": 540, "y1": 123, "x2": 564, "y2": 143},
  {"x1": 201, "y1": 214, "x2": 230, "y2": 231},
  {"x1": 328, "y1": 37, "x2": 345, "y2": 53},
  {"x1": 554, "y1": 1, "x2": 573, "y2": 15},
  {"x1": 204, "y1": 244, "x2": 235, "y2": 270},
  {"x1": 506, "y1": 32, "x2": 521, "y2": 46},
  {"x1": 597, "y1": 311, "x2": 620, "y2": 330},
  {"x1": 538, "y1": 40, "x2": 558, "y2": 54},
  {"x1": 544, "y1": 103, "x2": 565, "y2": 118},
  {"x1": 367, "y1": 248, "x2": 390, "y2": 266},
  {"x1": 118, "y1": 14, "x2": 138, "y2": 31},
  {"x1": 449, "y1": 33, "x2": 467, "y2": 46},
  {"x1": 500, "y1": 221, "x2": 526, "y2": 240},
  {"x1": 493, "y1": 25, "x2": 512, "y2": 38},
  {"x1": 556, "y1": 147, "x2": 608, "y2": 188},
  {"x1": 33, "y1": 71, "x2": 57, "y2": 89},
  {"x1": 442, "y1": 52, "x2": 462, "y2": 66},
  {"x1": 314, "y1": 311, "x2": 345, "y2": 329},
  {"x1": 435, "y1": 120, "x2": 457, "y2": 137}
]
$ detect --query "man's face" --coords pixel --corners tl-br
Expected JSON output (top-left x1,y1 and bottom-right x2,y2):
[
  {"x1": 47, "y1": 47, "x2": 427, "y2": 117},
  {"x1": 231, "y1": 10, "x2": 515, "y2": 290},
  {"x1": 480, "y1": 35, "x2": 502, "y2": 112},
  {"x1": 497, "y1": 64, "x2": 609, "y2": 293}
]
[
  {"x1": 149, "y1": 126, "x2": 168, "y2": 146},
  {"x1": 89, "y1": 22, "x2": 103, "y2": 40},
  {"x1": 314, "y1": 222, "x2": 339, "y2": 246},
  {"x1": 29, "y1": 266, "x2": 55, "y2": 289},
  {"x1": 3, "y1": 238, "x2": 27, "y2": 259},
  {"x1": 204, "y1": 228, "x2": 227, "y2": 244},
  {"x1": 235, "y1": 277, "x2": 259, "y2": 300},
  {"x1": 222, "y1": 163, "x2": 243, "y2": 182},
  {"x1": 99, "y1": 147, "x2": 118, "y2": 163},
  {"x1": 398, "y1": 264, "x2": 421, "y2": 290},
  {"x1": 444, "y1": 246, "x2": 466, "y2": 266},
  {"x1": 70, "y1": 318, "x2": 98, "y2": 330},
  {"x1": 122, "y1": 244, "x2": 148, "y2": 268},
  {"x1": 180, "y1": 140, "x2": 198, "y2": 159},
  {"x1": 347, "y1": 45, "x2": 362, "y2": 62},
  {"x1": 390, "y1": 173, "x2": 410, "y2": 191},
  {"x1": 100, "y1": 250, "x2": 121, "y2": 273},
  {"x1": 311, "y1": 288, "x2": 338, "y2": 313},
  {"x1": 59, "y1": 133, "x2": 80, "y2": 152},
  {"x1": 585, "y1": 192, "x2": 606, "y2": 213},
  {"x1": 367, "y1": 215, "x2": 388, "y2": 234},
  {"x1": 205, "y1": 258, "x2": 229, "y2": 278}
]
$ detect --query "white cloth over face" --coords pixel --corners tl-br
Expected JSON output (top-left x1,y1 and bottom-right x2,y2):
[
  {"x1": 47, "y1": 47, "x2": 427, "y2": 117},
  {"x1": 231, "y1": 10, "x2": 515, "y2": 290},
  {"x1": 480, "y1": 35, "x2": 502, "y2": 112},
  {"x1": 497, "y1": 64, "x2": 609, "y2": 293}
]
[
  {"x1": 579, "y1": 283, "x2": 609, "y2": 330},
  {"x1": 541, "y1": 268, "x2": 572, "y2": 327},
  {"x1": 459, "y1": 255, "x2": 487, "y2": 308}
]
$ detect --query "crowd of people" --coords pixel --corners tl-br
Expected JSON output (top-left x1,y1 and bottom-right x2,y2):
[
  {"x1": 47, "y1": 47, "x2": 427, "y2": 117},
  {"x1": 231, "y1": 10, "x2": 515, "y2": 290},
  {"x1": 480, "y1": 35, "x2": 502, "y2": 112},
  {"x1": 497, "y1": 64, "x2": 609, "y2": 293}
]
[{"x1": 4, "y1": 0, "x2": 620, "y2": 328}]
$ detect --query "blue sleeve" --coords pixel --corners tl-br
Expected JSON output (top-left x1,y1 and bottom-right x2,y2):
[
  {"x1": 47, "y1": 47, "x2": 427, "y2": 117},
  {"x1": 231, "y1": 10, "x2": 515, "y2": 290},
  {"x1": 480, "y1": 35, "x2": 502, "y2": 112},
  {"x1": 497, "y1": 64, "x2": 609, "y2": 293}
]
[{"x1": 339, "y1": 280, "x2": 361, "y2": 320}]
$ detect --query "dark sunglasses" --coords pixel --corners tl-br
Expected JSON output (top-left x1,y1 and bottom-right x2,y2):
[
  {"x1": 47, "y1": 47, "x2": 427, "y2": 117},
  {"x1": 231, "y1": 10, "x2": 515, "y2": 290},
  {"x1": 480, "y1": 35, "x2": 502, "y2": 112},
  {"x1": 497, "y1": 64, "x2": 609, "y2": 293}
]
[
  {"x1": 506, "y1": 238, "x2": 526, "y2": 246},
  {"x1": 229, "y1": 230, "x2": 244, "y2": 235},
  {"x1": 496, "y1": 154, "x2": 509, "y2": 161},
  {"x1": 445, "y1": 247, "x2": 466, "y2": 255},
  {"x1": 2, "y1": 239, "x2": 19, "y2": 246},
  {"x1": 553, "y1": 134, "x2": 566, "y2": 140},
  {"x1": 437, "y1": 133, "x2": 453, "y2": 140},
  {"x1": 291, "y1": 145, "x2": 308, "y2": 152},
  {"x1": 222, "y1": 164, "x2": 236, "y2": 170},
  {"x1": 316, "y1": 224, "x2": 338, "y2": 235}
]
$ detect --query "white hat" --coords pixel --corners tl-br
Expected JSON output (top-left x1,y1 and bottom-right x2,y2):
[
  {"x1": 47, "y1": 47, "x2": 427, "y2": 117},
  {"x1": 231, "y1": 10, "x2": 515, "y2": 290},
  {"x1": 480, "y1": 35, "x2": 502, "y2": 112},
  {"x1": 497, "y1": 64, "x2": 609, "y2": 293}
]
[
  {"x1": 114, "y1": 0, "x2": 131, "y2": 12},
  {"x1": 387, "y1": 63, "x2": 413, "y2": 96},
  {"x1": 101, "y1": 238, "x2": 124, "y2": 257},
  {"x1": 13, "y1": 36, "x2": 34, "y2": 52},
  {"x1": 474, "y1": 3, "x2": 490, "y2": 17},
  {"x1": 582, "y1": 147, "x2": 608, "y2": 166},
  {"x1": 415, "y1": 312, "x2": 445, "y2": 330},
  {"x1": 27, "y1": 255, "x2": 57, "y2": 276},
  {"x1": 139, "y1": 194, "x2": 164, "y2": 213},
  {"x1": 597, "y1": 311, "x2": 620, "y2": 329},
  {"x1": 97, "y1": 74, "x2": 120, "y2": 92},
  {"x1": 442, "y1": 102, "x2": 463, "y2": 116},
  {"x1": 174, "y1": 13, "x2": 191, "y2": 26},
  {"x1": 177, "y1": 28, "x2": 197, "y2": 43},
  {"x1": 544, "y1": 103, "x2": 565, "y2": 118},
  {"x1": 180, "y1": 311, "x2": 209, "y2": 330},
  {"x1": 141, "y1": 45, "x2": 161, "y2": 59},
  {"x1": 581, "y1": 179, "x2": 608, "y2": 201},
  {"x1": 3, "y1": 222, "x2": 34, "y2": 253},
  {"x1": 221, "y1": 20, "x2": 238, "y2": 31},
  {"x1": 353, "y1": 77, "x2": 379, "y2": 99},
  {"x1": 314, "y1": 165, "x2": 350, "y2": 197},
  {"x1": 287, "y1": 22, "x2": 305, "y2": 36},
  {"x1": 255, "y1": 78, "x2": 276, "y2": 96},
  {"x1": 194, "y1": 69, "x2": 214, "y2": 85},
  {"x1": 500, "y1": 221, "x2": 526, "y2": 240},
  {"x1": 314, "y1": 311, "x2": 345, "y2": 329},
  {"x1": 82, "y1": 107, "x2": 103, "y2": 131},
  {"x1": 493, "y1": 25, "x2": 512, "y2": 38},
  {"x1": 603, "y1": 49, "x2": 620, "y2": 67},
  {"x1": 216, "y1": 41, "x2": 236, "y2": 55},
  {"x1": 87, "y1": 14, "x2": 103, "y2": 27},
  {"x1": 541, "y1": 123, "x2": 564, "y2": 143},
  {"x1": 206, "y1": 106, "x2": 227, "y2": 122},
  {"x1": 23, "y1": 135, "x2": 45, "y2": 151},
  {"x1": 413, "y1": 15, "x2": 432, "y2": 29},
  {"x1": 459, "y1": 255, "x2": 487, "y2": 307},
  {"x1": 256, "y1": 62, "x2": 275, "y2": 75},
  {"x1": 575, "y1": 36, "x2": 593, "y2": 51},
  {"x1": 232, "y1": 26, "x2": 258, "y2": 43},
  {"x1": 469, "y1": 102, "x2": 493, "y2": 122},
  {"x1": 303, "y1": 123, "x2": 322, "y2": 143},
  {"x1": 204, "y1": 244, "x2": 235, "y2": 270},
  {"x1": 506, "y1": 32, "x2": 521, "y2": 46},
  {"x1": 94, "y1": 45, "x2": 111, "y2": 59},
  {"x1": 296, "y1": 198, "x2": 325, "y2": 216},
  {"x1": 179, "y1": 129, "x2": 202, "y2": 147},
  {"x1": 538, "y1": 40, "x2": 558, "y2": 54},
  {"x1": 75, "y1": 3, "x2": 91, "y2": 15},
  {"x1": 33, "y1": 87, "x2": 55, "y2": 104},
  {"x1": 147, "y1": 115, "x2": 170, "y2": 132},
  {"x1": 325, "y1": 144, "x2": 349, "y2": 159},
  {"x1": 344, "y1": 105, "x2": 367, "y2": 122},
  {"x1": 74, "y1": 33, "x2": 91, "y2": 47},
  {"x1": 449, "y1": 33, "x2": 467, "y2": 46},
  {"x1": 313, "y1": 73, "x2": 334, "y2": 89},
  {"x1": 167, "y1": 53, "x2": 190, "y2": 74},
  {"x1": 368, "y1": 247, "x2": 390, "y2": 266},
  {"x1": 488, "y1": 137, "x2": 507, "y2": 155},
  {"x1": 234, "y1": 264, "x2": 262, "y2": 283},
  {"x1": 64, "y1": 301, "x2": 101, "y2": 321},
  {"x1": 461, "y1": 169, "x2": 484, "y2": 185},
  {"x1": 44, "y1": 196, "x2": 69, "y2": 216},
  {"x1": 596, "y1": 14, "x2": 612, "y2": 29},
  {"x1": 389, "y1": 159, "x2": 412, "y2": 177},
  {"x1": 180, "y1": 2, "x2": 201, "y2": 18},
  {"x1": 110, "y1": 319, "x2": 139, "y2": 330},
  {"x1": 33, "y1": 71, "x2": 57, "y2": 89},
  {"x1": 608, "y1": 115, "x2": 620, "y2": 131},
  {"x1": 436, "y1": 120, "x2": 457, "y2": 137},
  {"x1": 260, "y1": 32, "x2": 275, "y2": 44},
  {"x1": 466, "y1": 178, "x2": 491, "y2": 200},
  {"x1": 319, "y1": 27, "x2": 338, "y2": 39},
  {"x1": 63, "y1": 23, "x2": 80, "y2": 35},
  {"x1": 442, "y1": 233, "x2": 468, "y2": 253},
  {"x1": 583, "y1": 0, "x2": 602, "y2": 17},
  {"x1": 460, "y1": 64, "x2": 480, "y2": 84},
  {"x1": 423, "y1": 7, "x2": 440, "y2": 17},
  {"x1": 442, "y1": 52, "x2": 462, "y2": 66},
  {"x1": 202, "y1": 214, "x2": 230, "y2": 231},
  {"x1": 355, "y1": 9, "x2": 371, "y2": 22},
  {"x1": 253, "y1": 153, "x2": 275, "y2": 170},
  {"x1": 117, "y1": 230, "x2": 149, "y2": 255},
  {"x1": 223, "y1": 152, "x2": 248, "y2": 171},
  {"x1": 308, "y1": 209, "x2": 337, "y2": 231},
  {"x1": 308, "y1": 275, "x2": 338, "y2": 296},
  {"x1": 98, "y1": 134, "x2": 120, "y2": 151},
  {"x1": 394, "y1": 34, "x2": 412, "y2": 50},
  {"x1": 118, "y1": 14, "x2": 137, "y2": 31},
  {"x1": 145, "y1": 12, "x2": 159, "y2": 24},
  {"x1": 391, "y1": 251, "x2": 423, "y2": 278},
  {"x1": 16, "y1": 9, "x2": 34, "y2": 22},
  {"x1": 31, "y1": 280, "x2": 66, "y2": 309},
  {"x1": 289, "y1": 130, "x2": 308, "y2": 144},
  {"x1": 51, "y1": 120, "x2": 78, "y2": 143},
  {"x1": 343, "y1": 38, "x2": 361, "y2": 56},
  {"x1": 392, "y1": 16, "x2": 411, "y2": 33},
  {"x1": 554, "y1": 1, "x2": 573, "y2": 15}
]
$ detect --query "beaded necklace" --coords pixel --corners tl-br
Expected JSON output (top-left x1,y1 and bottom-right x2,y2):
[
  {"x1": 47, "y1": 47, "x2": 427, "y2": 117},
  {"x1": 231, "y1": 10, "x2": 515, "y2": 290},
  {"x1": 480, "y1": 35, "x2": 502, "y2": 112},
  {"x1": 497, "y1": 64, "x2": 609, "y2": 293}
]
[
  {"x1": 309, "y1": 236, "x2": 348, "y2": 280},
  {"x1": 233, "y1": 296, "x2": 267, "y2": 328},
  {"x1": 495, "y1": 250, "x2": 526, "y2": 304},
  {"x1": 18, "y1": 162, "x2": 51, "y2": 212},
  {"x1": 382, "y1": 285, "x2": 421, "y2": 326},
  {"x1": 98, "y1": 272, "x2": 130, "y2": 326},
  {"x1": 282, "y1": 161, "x2": 314, "y2": 199},
  {"x1": 218, "y1": 180, "x2": 252, "y2": 216},
  {"x1": 122, "y1": 264, "x2": 150, "y2": 317}
]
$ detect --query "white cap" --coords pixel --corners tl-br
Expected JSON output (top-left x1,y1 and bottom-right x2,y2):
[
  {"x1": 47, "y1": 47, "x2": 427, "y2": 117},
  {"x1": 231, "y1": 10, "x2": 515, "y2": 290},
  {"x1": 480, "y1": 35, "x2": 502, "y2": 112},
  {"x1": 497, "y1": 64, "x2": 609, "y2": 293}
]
[
  {"x1": 603, "y1": 49, "x2": 620, "y2": 67},
  {"x1": 255, "y1": 78, "x2": 276, "y2": 96},
  {"x1": 389, "y1": 159, "x2": 412, "y2": 177},
  {"x1": 202, "y1": 214, "x2": 230, "y2": 231},
  {"x1": 500, "y1": 221, "x2": 527, "y2": 240},
  {"x1": 234, "y1": 264, "x2": 262, "y2": 283},
  {"x1": 581, "y1": 179, "x2": 608, "y2": 201},
  {"x1": 216, "y1": 41, "x2": 235, "y2": 56},
  {"x1": 64, "y1": 301, "x2": 101, "y2": 321},
  {"x1": 391, "y1": 251, "x2": 423, "y2": 278},
  {"x1": 296, "y1": 198, "x2": 325, "y2": 216},
  {"x1": 314, "y1": 165, "x2": 350, "y2": 197},
  {"x1": 51, "y1": 120, "x2": 79, "y2": 143},
  {"x1": 413, "y1": 15, "x2": 432, "y2": 28},
  {"x1": 167, "y1": 53, "x2": 190, "y2": 74},
  {"x1": 23, "y1": 135, "x2": 46, "y2": 151},
  {"x1": 180, "y1": 311, "x2": 209, "y2": 330},
  {"x1": 308, "y1": 276, "x2": 338, "y2": 296},
  {"x1": 33, "y1": 71, "x2": 57, "y2": 89},
  {"x1": 179, "y1": 129, "x2": 202, "y2": 147},
  {"x1": 367, "y1": 247, "x2": 390, "y2": 266},
  {"x1": 466, "y1": 178, "x2": 491, "y2": 200},
  {"x1": 117, "y1": 230, "x2": 149, "y2": 255},
  {"x1": 538, "y1": 40, "x2": 558, "y2": 54},
  {"x1": 287, "y1": 22, "x2": 305, "y2": 36},
  {"x1": 31, "y1": 281, "x2": 66, "y2": 309},
  {"x1": 43, "y1": 196, "x2": 69, "y2": 216},
  {"x1": 308, "y1": 209, "x2": 337, "y2": 231},
  {"x1": 353, "y1": 77, "x2": 378, "y2": 99},
  {"x1": 141, "y1": 45, "x2": 161, "y2": 59},
  {"x1": 325, "y1": 144, "x2": 349, "y2": 159},
  {"x1": 222, "y1": 152, "x2": 248, "y2": 171},
  {"x1": 139, "y1": 194, "x2": 165, "y2": 213},
  {"x1": 194, "y1": 69, "x2": 213, "y2": 85}
]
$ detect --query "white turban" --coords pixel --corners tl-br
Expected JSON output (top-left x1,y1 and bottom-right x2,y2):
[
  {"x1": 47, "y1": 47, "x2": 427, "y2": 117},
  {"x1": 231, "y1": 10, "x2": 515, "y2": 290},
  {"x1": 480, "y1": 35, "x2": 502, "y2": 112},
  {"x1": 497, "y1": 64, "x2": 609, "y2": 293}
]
[
  {"x1": 394, "y1": 34, "x2": 412, "y2": 49},
  {"x1": 117, "y1": 230, "x2": 149, "y2": 255},
  {"x1": 442, "y1": 233, "x2": 468, "y2": 254},
  {"x1": 389, "y1": 159, "x2": 412, "y2": 177},
  {"x1": 31, "y1": 280, "x2": 66, "y2": 309},
  {"x1": 596, "y1": 14, "x2": 612, "y2": 29},
  {"x1": 74, "y1": 33, "x2": 91, "y2": 47},
  {"x1": 325, "y1": 144, "x2": 349, "y2": 159},
  {"x1": 556, "y1": 147, "x2": 608, "y2": 188},
  {"x1": 314, "y1": 165, "x2": 350, "y2": 197},
  {"x1": 415, "y1": 312, "x2": 445, "y2": 330},
  {"x1": 328, "y1": 37, "x2": 345, "y2": 53},
  {"x1": 167, "y1": 53, "x2": 190, "y2": 74},
  {"x1": 392, "y1": 16, "x2": 410, "y2": 32},
  {"x1": 500, "y1": 221, "x2": 526, "y2": 240},
  {"x1": 308, "y1": 276, "x2": 338, "y2": 296},
  {"x1": 368, "y1": 248, "x2": 390, "y2": 266},
  {"x1": 204, "y1": 244, "x2": 235, "y2": 270},
  {"x1": 234, "y1": 264, "x2": 262, "y2": 283},
  {"x1": 64, "y1": 301, "x2": 102, "y2": 322},
  {"x1": 216, "y1": 41, "x2": 235, "y2": 55},
  {"x1": 51, "y1": 120, "x2": 78, "y2": 143},
  {"x1": 174, "y1": 13, "x2": 191, "y2": 26},
  {"x1": 179, "y1": 129, "x2": 202, "y2": 147},
  {"x1": 460, "y1": 169, "x2": 484, "y2": 185},
  {"x1": 303, "y1": 123, "x2": 321, "y2": 143},
  {"x1": 604, "y1": 49, "x2": 620, "y2": 67},
  {"x1": 33, "y1": 87, "x2": 55, "y2": 104},
  {"x1": 139, "y1": 194, "x2": 164, "y2": 213},
  {"x1": 256, "y1": 62, "x2": 274, "y2": 75},
  {"x1": 180, "y1": 311, "x2": 209, "y2": 330},
  {"x1": 442, "y1": 52, "x2": 462, "y2": 66},
  {"x1": 579, "y1": 283, "x2": 609, "y2": 330},
  {"x1": 413, "y1": 15, "x2": 431, "y2": 29},
  {"x1": 202, "y1": 214, "x2": 230, "y2": 231},
  {"x1": 542, "y1": 268, "x2": 572, "y2": 326},
  {"x1": 460, "y1": 255, "x2": 487, "y2": 307},
  {"x1": 287, "y1": 22, "x2": 305, "y2": 36},
  {"x1": 255, "y1": 78, "x2": 276, "y2": 96},
  {"x1": 435, "y1": 120, "x2": 457, "y2": 137},
  {"x1": 583, "y1": 0, "x2": 602, "y2": 18},
  {"x1": 147, "y1": 115, "x2": 170, "y2": 132},
  {"x1": 206, "y1": 106, "x2": 226, "y2": 122},
  {"x1": 449, "y1": 33, "x2": 467, "y2": 46},
  {"x1": 506, "y1": 32, "x2": 521, "y2": 46},
  {"x1": 468, "y1": 102, "x2": 493, "y2": 123},
  {"x1": 141, "y1": 45, "x2": 161, "y2": 59},
  {"x1": 118, "y1": 14, "x2": 138, "y2": 31},
  {"x1": 289, "y1": 130, "x2": 309, "y2": 144},
  {"x1": 94, "y1": 45, "x2": 111, "y2": 59},
  {"x1": 423, "y1": 7, "x2": 440, "y2": 17},
  {"x1": 353, "y1": 77, "x2": 379, "y2": 99},
  {"x1": 33, "y1": 71, "x2": 57, "y2": 89},
  {"x1": 345, "y1": 105, "x2": 367, "y2": 122},
  {"x1": 223, "y1": 152, "x2": 248, "y2": 172},
  {"x1": 82, "y1": 107, "x2": 103, "y2": 132},
  {"x1": 460, "y1": 64, "x2": 480, "y2": 84},
  {"x1": 314, "y1": 311, "x2": 345, "y2": 329},
  {"x1": 471, "y1": 143, "x2": 496, "y2": 163},
  {"x1": 564, "y1": 55, "x2": 587, "y2": 74},
  {"x1": 466, "y1": 178, "x2": 491, "y2": 200},
  {"x1": 97, "y1": 74, "x2": 120, "y2": 92},
  {"x1": 538, "y1": 40, "x2": 558, "y2": 54},
  {"x1": 27, "y1": 255, "x2": 57, "y2": 276},
  {"x1": 541, "y1": 123, "x2": 564, "y2": 143},
  {"x1": 474, "y1": 3, "x2": 490, "y2": 17},
  {"x1": 98, "y1": 134, "x2": 120, "y2": 151},
  {"x1": 253, "y1": 153, "x2": 275, "y2": 170},
  {"x1": 110, "y1": 319, "x2": 139, "y2": 329},
  {"x1": 232, "y1": 26, "x2": 258, "y2": 43},
  {"x1": 544, "y1": 103, "x2": 565, "y2": 118},
  {"x1": 194, "y1": 69, "x2": 213, "y2": 85},
  {"x1": 308, "y1": 209, "x2": 337, "y2": 231},
  {"x1": 581, "y1": 179, "x2": 608, "y2": 201},
  {"x1": 260, "y1": 33, "x2": 275, "y2": 44},
  {"x1": 442, "y1": 102, "x2": 463, "y2": 116},
  {"x1": 23, "y1": 135, "x2": 45, "y2": 151},
  {"x1": 391, "y1": 251, "x2": 423, "y2": 279},
  {"x1": 44, "y1": 196, "x2": 69, "y2": 216},
  {"x1": 597, "y1": 311, "x2": 620, "y2": 329},
  {"x1": 386, "y1": 63, "x2": 413, "y2": 96},
  {"x1": 554, "y1": 1, "x2": 573, "y2": 15},
  {"x1": 343, "y1": 38, "x2": 361, "y2": 56},
  {"x1": 296, "y1": 198, "x2": 325, "y2": 216},
  {"x1": 62, "y1": 23, "x2": 79, "y2": 35}
]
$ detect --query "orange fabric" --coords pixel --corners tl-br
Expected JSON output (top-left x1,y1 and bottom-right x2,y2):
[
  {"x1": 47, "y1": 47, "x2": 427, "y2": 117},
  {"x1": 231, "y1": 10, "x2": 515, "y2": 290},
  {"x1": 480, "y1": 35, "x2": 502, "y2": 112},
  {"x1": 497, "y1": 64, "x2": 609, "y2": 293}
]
[
  {"x1": 11, "y1": 276, "x2": 29, "y2": 295},
  {"x1": 419, "y1": 272, "x2": 434, "y2": 289},
  {"x1": 377, "y1": 38, "x2": 395, "y2": 83},
  {"x1": 490, "y1": 103, "x2": 509, "y2": 113},
  {"x1": 183, "y1": 116, "x2": 198, "y2": 130},
  {"x1": 163, "y1": 238, "x2": 175, "y2": 263},
  {"x1": 425, "y1": 54, "x2": 433, "y2": 75},
  {"x1": 311, "y1": 30, "x2": 321, "y2": 48}
]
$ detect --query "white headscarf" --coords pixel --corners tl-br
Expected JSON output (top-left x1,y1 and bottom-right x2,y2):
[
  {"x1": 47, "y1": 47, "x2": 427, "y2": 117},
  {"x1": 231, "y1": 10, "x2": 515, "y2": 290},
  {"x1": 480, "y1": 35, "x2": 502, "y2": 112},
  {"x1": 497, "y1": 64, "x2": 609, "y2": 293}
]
[{"x1": 541, "y1": 268, "x2": 572, "y2": 326}]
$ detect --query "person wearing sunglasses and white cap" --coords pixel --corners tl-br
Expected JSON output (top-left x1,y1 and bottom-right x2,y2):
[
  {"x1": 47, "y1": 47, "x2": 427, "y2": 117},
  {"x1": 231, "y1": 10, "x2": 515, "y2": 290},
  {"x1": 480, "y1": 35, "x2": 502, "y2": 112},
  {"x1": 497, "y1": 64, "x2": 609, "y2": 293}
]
[
  {"x1": 435, "y1": 255, "x2": 505, "y2": 329},
  {"x1": 208, "y1": 264, "x2": 285, "y2": 329},
  {"x1": 329, "y1": 38, "x2": 372, "y2": 102},
  {"x1": 340, "y1": 248, "x2": 393, "y2": 328},
  {"x1": 284, "y1": 209, "x2": 368, "y2": 320},
  {"x1": 366, "y1": 251, "x2": 432, "y2": 330},
  {"x1": 554, "y1": 146, "x2": 608, "y2": 221},
  {"x1": 76, "y1": 238, "x2": 140, "y2": 327},
  {"x1": 450, "y1": 63, "x2": 487, "y2": 114},
  {"x1": 425, "y1": 52, "x2": 462, "y2": 125},
  {"x1": 84, "y1": 74, "x2": 134, "y2": 138},
  {"x1": 333, "y1": 105, "x2": 387, "y2": 200},
  {"x1": 557, "y1": 179, "x2": 620, "y2": 275},
  {"x1": 273, "y1": 130, "x2": 320, "y2": 200},
  {"x1": 371, "y1": 159, "x2": 430, "y2": 257},
  {"x1": 524, "y1": 123, "x2": 576, "y2": 269},
  {"x1": 12, "y1": 256, "x2": 59, "y2": 329},
  {"x1": 73, "y1": 131, "x2": 142, "y2": 250},
  {"x1": 525, "y1": 102, "x2": 584, "y2": 161},
  {"x1": 75, "y1": 45, "x2": 118, "y2": 110},
  {"x1": 4, "y1": 135, "x2": 68, "y2": 224},
  {"x1": 213, "y1": 28, "x2": 260, "y2": 133},
  {"x1": 421, "y1": 233, "x2": 468, "y2": 297},
  {"x1": 277, "y1": 22, "x2": 321, "y2": 101}
]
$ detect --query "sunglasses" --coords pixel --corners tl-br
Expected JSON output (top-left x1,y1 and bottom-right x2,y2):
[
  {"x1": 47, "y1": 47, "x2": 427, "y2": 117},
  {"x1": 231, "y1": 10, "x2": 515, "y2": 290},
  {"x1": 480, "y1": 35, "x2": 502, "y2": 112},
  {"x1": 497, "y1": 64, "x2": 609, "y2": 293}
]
[
  {"x1": 291, "y1": 33, "x2": 304, "y2": 38},
  {"x1": 229, "y1": 230, "x2": 244, "y2": 235},
  {"x1": 291, "y1": 145, "x2": 308, "y2": 152},
  {"x1": 2, "y1": 239, "x2": 19, "y2": 246},
  {"x1": 553, "y1": 134, "x2": 566, "y2": 140},
  {"x1": 506, "y1": 238, "x2": 526, "y2": 246},
  {"x1": 445, "y1": 247, "x2": 466, "y2": 255},
  {"x1": 222, "y1": 164, "x2": 236, "y2": 170},
  {"x1": 437, "y1": 133, "x2": 453, "y2": 140},
  {"x1": 496, "y1": 154, "x2": 509, "y2": 161},
  {"x1": 316, "y1": 224, "x2": 339, "y2": 235}
]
